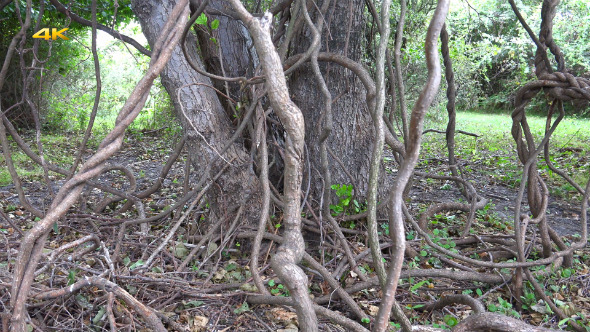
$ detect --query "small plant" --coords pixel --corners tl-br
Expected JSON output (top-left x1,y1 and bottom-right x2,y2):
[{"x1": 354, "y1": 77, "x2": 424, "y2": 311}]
[
  {"x1": 520, "y1": 288, "x2": 537, "y2": 311},
  {"x1": 329, "y1": 184, "x2": 353, "y2": 215},
  {"x1": 410, "y1": 279, "x2": 429, "y2": 294},
  {"x1": 476, "y1": 203, "x2": 511, "y2": 231},
  {"x1": 329, "y1": 184, "x2": 365, "y2": 217},
  {"x1": 487, "y1": 297, "x2": 520, "y2": 318},
  {"x1": 268, "y1": 279, "x2": 290, "y2": 296},
  {"x1": 443, "y1": 314, "x2": 458, "y2": 328},
  {"x1": 67, "y1": 269, "x2": 77, "y2": 285},
  {"x1": 380, "y1": 222, "x2": 389, "y2": 235},
  {"x1": 233, "y1": 301, "x2": 250, "y2": 314}
]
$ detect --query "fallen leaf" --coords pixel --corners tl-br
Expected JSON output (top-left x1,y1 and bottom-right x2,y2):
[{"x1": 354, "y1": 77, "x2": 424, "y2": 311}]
[
  {"x1": 174, "y1": 243, "x2": 188, "y2": 258},
  {"x1": 531, "y1": 301, "x2": 549, "y2": 314},
  {"x1": 191, "y1": 315, "x2": 208, "y2": 332},
  {"x1": 267, "y1": 308, "x2": 297, "y2": 324},
  {"x1": 368, "y1": 305, "x2": 379, "y2": 316}
]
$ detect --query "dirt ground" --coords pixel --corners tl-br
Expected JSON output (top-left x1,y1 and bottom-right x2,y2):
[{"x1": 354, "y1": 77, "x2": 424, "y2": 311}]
[{"x1": 1, "y1": 132, "x2": 588, "y2": 331}]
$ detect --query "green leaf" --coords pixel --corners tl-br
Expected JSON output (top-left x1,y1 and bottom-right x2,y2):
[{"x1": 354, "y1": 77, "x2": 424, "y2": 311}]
[
  {"x1": 92, "y1": 306, "x2": 106, "y2": 325},
  {"x1": 184, "y1": 300, "x2": 204, "y2": 308},
  {"x1": 174, "y1": 243, "x2": 188, "y2": 258},
  {"x1": 476, "y1": 288, "x2": 483, "y2": 296},
  {"x1": 361, "y1": 317, "x2": 370, "y2": 324},
  {"x1": 228, "y1": 271, "x2": 244, "y2": 282},
  {"x1": 67, "y1": 269, "x2": 76, "y2": 285},
  {"x1": 443, "y1": 315, "x2": 458, "y2": 327},
  {"x1": 75, "y1": 294, "x2": 93, "y2": 309},
  {"x1": 233, "y1": 301, "x2": 250, "y2": 314},
  {"x1": 196, "y1": 13, "x2": 207, "y2": 25},
  {"x1": 123, "y1": 256, "x2": 131, "y2": 267},
  {"x1": 268, "y1": 279, "x2": 276, "y2": 287},
  {"x1": 53, "y1": 222, "x2": 59, "y2": 234},
  {"x1": 129, "y1": 259, "x2": 144, "y2": 270},
  {"x1": 211, "y1": 19, "x2": 220, "y2": 30},
  {"x1": 410, "y1": 280, "x2": 428, "y2": 293}
]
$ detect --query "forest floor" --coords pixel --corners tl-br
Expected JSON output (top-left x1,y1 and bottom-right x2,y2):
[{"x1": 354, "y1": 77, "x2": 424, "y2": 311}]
[{"x1": 1, "y1": 112, "x2": 590, "y2": 331}]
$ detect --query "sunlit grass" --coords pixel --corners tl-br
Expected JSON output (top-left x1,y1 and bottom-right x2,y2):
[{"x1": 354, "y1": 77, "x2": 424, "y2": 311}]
[
  {"x1": 421, "y1": 110, "x2": 590, "y2": 200},
  {"x1": 454, "y1": 111, "x2": 590, "y2": 150},
  {"x1": 0, "y1": 134, "x2": 76, "y2": 186}
]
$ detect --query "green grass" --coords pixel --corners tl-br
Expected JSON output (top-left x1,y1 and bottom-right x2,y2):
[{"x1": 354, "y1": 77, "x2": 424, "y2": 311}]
[
  {"x1": 0, "y1": 134, "x2": 78, "y2": 186},
  {"x1": 454, "y1": 111, "x2": 590, "y2": 150},
  {"x1": 0, "y1": 116, "x2": 180, "y2": 187},
  {"x1": 422, "y1": 111, "x2": 590, "y2": 199}
]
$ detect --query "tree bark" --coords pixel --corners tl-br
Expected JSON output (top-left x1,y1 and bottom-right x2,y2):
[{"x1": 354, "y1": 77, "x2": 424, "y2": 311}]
[
  {"x1": 289, "y1": 0, "x2": 380, "y2": 203},
  {"x1": 191, "y1": 0, "x2": 257, "y2": 113},
  {"x1": 131, "y1": 0, "x2": 260, "y2": 221}
]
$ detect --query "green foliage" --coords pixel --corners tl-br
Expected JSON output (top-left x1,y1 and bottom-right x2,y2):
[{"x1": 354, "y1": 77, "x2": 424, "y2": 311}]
[
  {"x1": 195, "y1": 13, "x2": 208, "y2": 25},
  {"x1": 329, "y1": 184, "x2": 364, "y2": 219},
  {"x1": 520, "y1": 287, "x2": 537, "y2": 311},
  {"x1": 487, "y1": 296, "x2": 520, "y2": 318},
  {"x1": 447, "y1": 0, "x2": 590, "y2": 113},
  {"x1": 39, "y1": 23, "x2": 176, "y2": 134},
  {"x1": 129, "y1": 259, "x2": 144, "y2": 270},
  {"x1": 182, "y1": 300, "x2": 204, "y2": 308},
  {"x1": 443, "y1": 315, "x2": 458, "y2": 328},
  {"x1": 233, "y1": 301, "x2": 250, "y2": 314},
  {"x1": 211, "y1": 19, "x2": 220, "y2": 30},
  {"x1": 1, "y1": 1, "x2": 175, "y2": 133},
  {"x1": 268, "y1": 279, "x2": 290, "y2": 297},
  {"x1": 67, "y1": 269, "x2": 77, "y2": 286},
  {"x1": 410, "y1": 279, "x2": 429, "y2": 294}
]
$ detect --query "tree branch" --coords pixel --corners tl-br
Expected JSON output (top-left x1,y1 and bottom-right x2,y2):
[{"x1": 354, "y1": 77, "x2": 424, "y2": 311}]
[{"x1": 48, "y1": 0, "x2": 151, "y2": 57}]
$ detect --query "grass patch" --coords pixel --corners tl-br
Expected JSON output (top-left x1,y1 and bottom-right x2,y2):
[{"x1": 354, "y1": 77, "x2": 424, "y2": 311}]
[
  {"x1": 454, "y1": 111, "x2": 590, "y2": 150},
  {"x1": 0, "y1": 122, "x2": 180, "y2": 187},
  {"x1": 0, "y1": 133, "x2": 81, "y2": 186},
  {"x1": 422, "y1": 111, "x2": 590, "y2": 199},
  {"x1": 0, "y1": 150, "x2": 43, "y2": 186}
]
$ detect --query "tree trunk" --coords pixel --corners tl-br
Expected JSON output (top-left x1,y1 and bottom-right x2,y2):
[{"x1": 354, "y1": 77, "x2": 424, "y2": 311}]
[
  {"x1": 131, "y1": 0, "x2": 260, "y2": 221},
  {"x1": 191, "y1": 0, "x2": 257, "y2": 115},
  {"x1": 289, "y1": 0, "x2": 379, "y2": 204}
]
